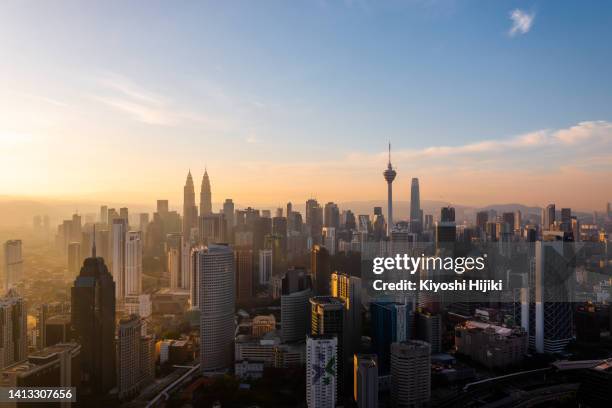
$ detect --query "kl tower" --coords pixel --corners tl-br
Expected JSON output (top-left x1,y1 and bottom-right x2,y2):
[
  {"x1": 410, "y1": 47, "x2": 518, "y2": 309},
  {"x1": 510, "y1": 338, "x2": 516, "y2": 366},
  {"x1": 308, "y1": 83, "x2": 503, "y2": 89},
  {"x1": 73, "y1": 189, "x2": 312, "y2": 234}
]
[{"x1": 383, "y1": 142, "x2": 397, "y2": 237}]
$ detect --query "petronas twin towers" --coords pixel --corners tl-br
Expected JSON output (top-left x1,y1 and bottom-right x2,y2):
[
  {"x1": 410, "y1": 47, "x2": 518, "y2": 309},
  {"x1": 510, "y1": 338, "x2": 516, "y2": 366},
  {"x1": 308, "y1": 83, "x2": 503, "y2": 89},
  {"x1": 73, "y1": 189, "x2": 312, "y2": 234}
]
[{"x1": 183, "y1": 169, "x2": 212, "y2": 239}]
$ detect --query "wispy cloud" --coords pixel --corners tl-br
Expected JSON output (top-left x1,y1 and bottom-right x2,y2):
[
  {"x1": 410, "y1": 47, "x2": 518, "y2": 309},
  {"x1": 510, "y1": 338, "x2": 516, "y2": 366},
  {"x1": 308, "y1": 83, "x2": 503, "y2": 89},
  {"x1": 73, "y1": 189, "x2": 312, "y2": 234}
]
[{"x1": 508, "y1": 9, "x2": 535, "y2": 37}]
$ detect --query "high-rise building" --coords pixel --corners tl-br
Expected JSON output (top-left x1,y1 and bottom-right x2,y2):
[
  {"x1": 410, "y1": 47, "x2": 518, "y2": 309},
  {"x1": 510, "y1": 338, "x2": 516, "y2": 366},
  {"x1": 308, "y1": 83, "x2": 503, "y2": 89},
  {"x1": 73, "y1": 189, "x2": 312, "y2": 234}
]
[
  {"x1": 117, "y1": 315, "x2": 155, "y2": 400},
  {"x1": 543, "y1": 204, "x2": 555, "y2": 230},
  {"x1": 311, "y1": 296, "x2": 347, "y2": 396},
  {"x1": 125, "y1": 231, "x2": 143, "y2": 296},
  {"x1": 0, "y1": 289, "x2": 27, "y2": 369},
  {"x1": 306, "y1": 335, "x2": 338, "y2": 408},
  {"x1": 354, "y1": 354, "x2": 378, "y2": 408},
  {"x1": 71, "y1": 252, "x2": 116, "y2": 396},
  {"x1": 370, "y1": 301, "x2": 413, "y2": 373},
  {"x1": 183, "y1": 171, "x2": 198, "y2": 241},
  {"x1": 281, "y1": 268, "x2": 312, "y2": 343},
  {"x1": 529, "y1": 241, "x2": 574, "y2": 354},
  {"x1": 67, "y1": 242, "x2": 81, "y2": 278},
  {"x1": 306, "y1": 199, "x2": 324, "y2": 245},
  {"x1": 322, "y1": 227, "x2": 336, "y2": 255},
  {"x1": 415, "y1": 310, "x2": 441, "y2": 354},
  {"x1": 100, "y1": 205, "x2": 108, "y2": 225},
  {"x1": 198, "y1": 213, "x2": 227, "y2": 244},
  {"x1": 3, "y1": 240, "x2": 23, "y2": 291},
  {"x1": 223, "y1": 199, "x2": 235, "y2": 241},
  {"x1": 311, "y1": 245, "x2": 331, "y2": 296},
  {"x1": 390, "y1": 340, "x2": 431, "y2": 407},
  {"x1": 410, "y1": 178, "x2": 422, "y2": 233},
  {"x1": 200, "y1": 169, "x2": 212, "y2": 216},
  {"x1": 436, "y1": 206, "x2": 456, "y2": 246},
  {"x1": 259, "y1": 249, "x2": 272, "y2": 285},
  {"x1": 195, "y1": 244, "x2": 235, "y2": 372},
  {"x1": 383, "y1": 143, "x2": 397, "y2": 237},
  {"x1": 235, "y1": 247, "x2": 253, "y2": 302},
  {"x1": 112, "y1": 218, "x2": 128, "y2": 299},
  {"x1": 324, "y1": 202, "x2": 340, "y2": 229},
  {"x1": 476, "y1": 211, "x2": 488, "y2": 232},
  {"x1": 331, "y1": 272, "x2": 362, "y2": 355}
]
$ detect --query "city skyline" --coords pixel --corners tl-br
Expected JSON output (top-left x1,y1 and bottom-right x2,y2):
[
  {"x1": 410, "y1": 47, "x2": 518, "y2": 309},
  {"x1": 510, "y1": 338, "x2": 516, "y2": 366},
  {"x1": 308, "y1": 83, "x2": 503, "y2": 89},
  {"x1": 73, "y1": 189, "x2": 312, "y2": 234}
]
[{"x1": 1, "y1": 1, "x2": 611, "y2": 209}]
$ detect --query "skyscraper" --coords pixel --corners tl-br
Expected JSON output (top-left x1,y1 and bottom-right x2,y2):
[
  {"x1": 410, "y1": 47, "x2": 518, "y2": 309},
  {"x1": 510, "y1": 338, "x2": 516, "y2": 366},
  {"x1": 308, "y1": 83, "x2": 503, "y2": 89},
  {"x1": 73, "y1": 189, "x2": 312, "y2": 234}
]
[
  {"x1": 200, "y1": 169, "x2": 212, "y2": 216},
  {"x1": 383, "y1": 143, "x2": 397, "y2": 236},
  {"x1": 390, "y1": 340, "x2": 431, "y2": 407},
  {"x1": 410, "y1": 178, "x2": 422, "y2": 233},
  {"x1": 195, "y1": 244, "x2": 235, "y2": 372},
  {"x1": 280, "y1": 267, "x2": 312, "y2": 343},
  {"x1": 117, "y1": 315, "x2": 154, "y2": 400},
  {"x1": 331, "y1": 272, "x2": 362, "y2": 355},
  {"x1": 67, "y1": 242, "x2": 81, "y2": 278},
  {"x1": 235, "y1": 247, "x2": 253, "y2": 302},
  {"x1": 370, "y1": 301, "x2": 413, "y2": 373},
  {"x1": 354, "y1": 354, "x2": 378, "y2": 408},
  {"x1": 311, "y1": 245, "x2": 331, "y2": 296},
  {"x1": 125, "y1": 231, "x2": 143, "y2": 296},
  {"x1": 543, "y1": 203, "x2": 555, "y2": 230},
  {"x1": 0, "y1": 289, "x2": 27, "y2": 369},
  {"x1": 71, "y1": 251, "x2": 116, "y2": 396},
  {"x1": 223, "y1": 199, "x2": 235, "y2": 241},
  {"x1": 306, "y1": 335, "x2": 338, "y2": 408},
  {"x1": 112, "y1": 218, "x2": 128, "y2": 299},
  {"x1": 311, "y1": 296, "x2": 347, "y2": 397},
  {"x1": 183, "y1": 171, "x2": 198, "y2": 241},
  {"x1": 3, "y1": 240, "x2": 23, "y2": 291}
]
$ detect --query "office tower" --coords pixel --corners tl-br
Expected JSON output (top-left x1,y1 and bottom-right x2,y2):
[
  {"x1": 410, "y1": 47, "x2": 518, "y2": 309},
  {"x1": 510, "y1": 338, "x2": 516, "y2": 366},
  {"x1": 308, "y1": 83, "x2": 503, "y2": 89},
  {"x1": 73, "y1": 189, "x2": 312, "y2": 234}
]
[
  {"x1": 259, "y1": 249, "x2": 272, "y2": 285},
  {"x1": 117, "y1": 315, "x2": 142, "y2": 399},
  {"x1": 286, "y1": 202, "x2": 293, "y2": 231},
  {"x1": 476, "y1": 211, "x2": 488, "y2": 231},
  {"x1": 311, "y1": 296, "x2": 347, "y2": 397},
  {"x1": 157, "y1": 199, "x2": 169, "y2": 214},
  {"x1": 436, "y1": 206, "x2": 456, "y2": 246},
  {"x1": 67, "y1": 242, "x2": 81, "y2": 278},
  {"x1": 343, "y1": 210, "x2": 356, "y2": 230},
  {"x1": 0, "y1": 289, "x2": 27, "y2": 369},
  {"x1": 180, "y1": 238, "x2": 191, "y2": 291},
  {"x1": 71, "y1": 253, "x2": 116, "y2": 396},
  {"x1": 306, "y1": 335, "x2": 338, "y2": 408},
  {"x1": 119, "y1": 208, "x2": 129, "y2": 223},
  {"x1": 331, "y1": 272, "x2": 362, "y2": 354},
  {"x1": 198, "y1": 213, "x2": 227, "y2": 244},
  {"x1": 96, "y1": 228, "x2": 110, "y2": 263},
  {"x1": 529, "y1": 241, "x2": 573, "y2": 354},
  {"x1": 370, "y1": 301, "x2": 412, "y2": 373},
  {"x1": 272, "y1": 216, "x2": 288, "y2": 252},
  {"x1": 311, "y1": 245, "x2": 331, "y2": 296},
  {"x1": 80, "y1": 229, "x2": 93, "y2": 263},
  {"x1": 560, "y1": 207, "x2": 572, "y2": 233},
  {"x1": 125, "y1": 231, "x2": 142, "y2": 296},
  {"x1": 324, "y1": 202, "x2": 340, "y2": 229},
  {"x1": 322, "y1": 227, "x2": 336, "y2": 255},
  {"x1": 107, "y1": 208, "x2": 119, "y2": 224},
  {"x1": 410, "y1": 178, "x2": 422, "y2": 233},
  {"x1": 195, "y1": 244, "x2": 235, "y2": 372},
  {"x1": 223, "y1": 199, "x2": 235, "y2": 240},
  {"x1": 383, "y1": 143, "x2": 397, "y2": 236},
  {"x1": 167, "y1": 233, "x2": 182, "y2": 289},
  {"x1": 235, "y1": 247, "x2": 253, "y2": 302},
  {"x1": 415, "y1": 311, "x2": 441, "y2": 353},
  {"x1": 139, "y1": 213, "x2": 149, "y2": 233},
  {"x1": 71, "y1": 213, "x2": 82, "y2": 243},
  {"x1": 390, "y1": 340, "x2": 431, "y2": 408},
  {"x1": 281, "y1": 268, "x2": 312, "y2": 343},
  {"x1": 354, "y1": 354, "x2": 378, "y2": 408},
  {"x1": 100, "y1": 205, "x2": 108, "y2": 225},
  {"x1": 3, "y1": 240, "x2": 23, "y2": 291},
  {"x1": 306, "y1": 199, "x2": 324, "y2": 245},
  {"x1": 183, "y1": 171, "x2": 198, "y2": 241},
  {"x1": 423, "y1": 214, "x2": 433, "y2": 231},
  {"x1": 200, "y1": 169, "x2": 212, "y2": 216},
  {"x1": 112, "y1": 218, "x2": 128, "y2": 299},
  {"x1": 262, "y1": 209, "x2": 271, "y2": 218},
  {"x1": 543, "y1": 204, "x2": 555, "y2": 230}
]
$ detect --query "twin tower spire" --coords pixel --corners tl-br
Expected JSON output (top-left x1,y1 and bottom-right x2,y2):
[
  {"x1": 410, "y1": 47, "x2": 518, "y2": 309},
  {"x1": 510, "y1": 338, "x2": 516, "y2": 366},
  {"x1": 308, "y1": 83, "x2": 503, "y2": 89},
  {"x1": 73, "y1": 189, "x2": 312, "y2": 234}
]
[{"x1": 183, "y1": 169, "x2": 212, "y2": 239}]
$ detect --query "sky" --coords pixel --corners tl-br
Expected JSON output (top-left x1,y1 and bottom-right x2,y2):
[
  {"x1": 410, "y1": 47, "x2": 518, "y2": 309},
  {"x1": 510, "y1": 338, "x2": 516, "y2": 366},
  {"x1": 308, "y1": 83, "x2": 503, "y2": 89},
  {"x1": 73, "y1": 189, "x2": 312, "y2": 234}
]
[{"x1": 0, "y1": 0, "x2": 611, "y2": 211}]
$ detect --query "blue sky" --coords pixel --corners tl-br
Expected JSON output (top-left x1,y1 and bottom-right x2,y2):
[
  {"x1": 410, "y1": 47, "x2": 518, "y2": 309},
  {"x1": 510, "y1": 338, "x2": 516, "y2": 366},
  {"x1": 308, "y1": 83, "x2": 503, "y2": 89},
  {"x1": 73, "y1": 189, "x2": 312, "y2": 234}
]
[{"x1": 1, "y1": 1, "x2": 611, "y2": 209}]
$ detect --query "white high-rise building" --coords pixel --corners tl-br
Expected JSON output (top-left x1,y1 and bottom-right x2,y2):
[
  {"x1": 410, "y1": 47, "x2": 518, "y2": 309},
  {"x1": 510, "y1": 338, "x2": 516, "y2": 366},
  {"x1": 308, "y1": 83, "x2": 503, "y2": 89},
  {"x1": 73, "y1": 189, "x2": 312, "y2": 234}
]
[
  {"x1": 322, "y1": 227, "x2": 336, "y2": 255},
  {"x1": 112, "y1": 218, "x2": 128, "y2": 299},
  {"x1": 125, "y1": 231, "x2": 142, "y2": 296},
  {"x1": 196, "y1": 244, "x2": 235, "y2": 372},
  {"x1": 306, "y1": 335, "x2": 338, "y2": 408},
  {"x1": 3, "y1": 240, "x2": 23, "y2": 291},
  {"x1": 259, "y1": 249, "x2": 272, "y2": 285},
  {"x1": 0, "y1": 289, "x2": 27, "y2": 369},
  {"x1": 390, "y1": 340, "x2": 431, "y2": 408}
]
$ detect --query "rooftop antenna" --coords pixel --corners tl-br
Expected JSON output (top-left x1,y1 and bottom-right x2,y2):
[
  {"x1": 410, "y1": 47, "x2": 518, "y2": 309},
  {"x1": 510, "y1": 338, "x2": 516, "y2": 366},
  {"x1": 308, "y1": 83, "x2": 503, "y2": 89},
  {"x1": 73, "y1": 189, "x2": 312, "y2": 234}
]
[{"x1": 92, "y1": 224, "x2": 97, "y2": 258}]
